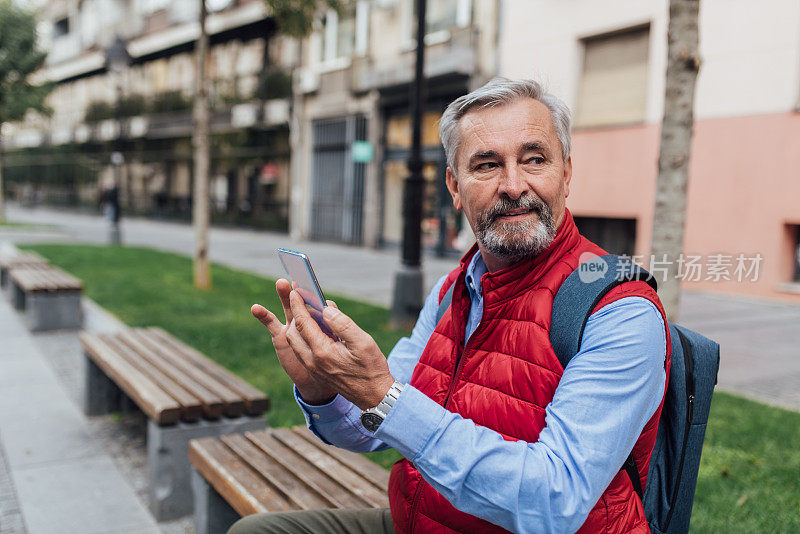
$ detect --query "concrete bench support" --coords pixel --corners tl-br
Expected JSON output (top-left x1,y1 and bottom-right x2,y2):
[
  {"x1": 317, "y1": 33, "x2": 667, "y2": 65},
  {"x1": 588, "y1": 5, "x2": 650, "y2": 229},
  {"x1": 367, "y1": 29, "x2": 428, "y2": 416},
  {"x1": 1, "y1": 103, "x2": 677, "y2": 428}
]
[
  {"x1": 148, "y1": 415, "x2": 266, "y2": 521},
  {"x1": 84, "y1": 356, "x2": 124, "y2": 415},
  {"x1": 191, "y1": 467, "x2": 241, "y2": 534},
  {"x1": 22, "y1": 290, "x2": 83, "y2": 332}
]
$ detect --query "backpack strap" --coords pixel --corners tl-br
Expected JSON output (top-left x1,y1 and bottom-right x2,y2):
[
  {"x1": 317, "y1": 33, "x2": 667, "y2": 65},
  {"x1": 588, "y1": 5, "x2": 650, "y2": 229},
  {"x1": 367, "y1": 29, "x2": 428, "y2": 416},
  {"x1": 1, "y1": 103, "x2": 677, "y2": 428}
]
[
  {"x1": 435, "y1": 255, "x2": 656, "y2": 498},
  {"x1": 435, "y1": 283, "x2": 456, "y2": 325},
  {"x1": 550, "y1": 254, "x2": 656, "y2": 500},
  {"x1": 550, "y1": 254, "x2": 657, "y2": 370}
]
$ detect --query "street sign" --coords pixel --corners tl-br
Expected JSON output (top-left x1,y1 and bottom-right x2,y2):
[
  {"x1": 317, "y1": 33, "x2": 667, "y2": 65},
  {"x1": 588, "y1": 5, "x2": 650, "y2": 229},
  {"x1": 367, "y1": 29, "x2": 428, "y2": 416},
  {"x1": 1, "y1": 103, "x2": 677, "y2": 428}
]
[{"x1": 352, "y1": 141, "x2": 374, "y2": 163}]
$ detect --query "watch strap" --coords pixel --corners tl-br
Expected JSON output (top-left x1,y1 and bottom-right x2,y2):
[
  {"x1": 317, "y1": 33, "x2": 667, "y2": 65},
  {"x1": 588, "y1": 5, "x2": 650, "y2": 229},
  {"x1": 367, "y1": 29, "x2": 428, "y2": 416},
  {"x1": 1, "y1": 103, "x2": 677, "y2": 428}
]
[{"x1": 360, "y1": 381, "x2": 405, "y2": 431}]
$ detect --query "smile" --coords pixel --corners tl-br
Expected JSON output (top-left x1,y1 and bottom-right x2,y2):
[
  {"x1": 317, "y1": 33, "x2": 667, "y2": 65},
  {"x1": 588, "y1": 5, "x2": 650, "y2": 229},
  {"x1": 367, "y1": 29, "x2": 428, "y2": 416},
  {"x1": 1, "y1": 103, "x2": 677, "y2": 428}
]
[{"x1": 496, "y1": 209, "x2": 533, "y2": 220}]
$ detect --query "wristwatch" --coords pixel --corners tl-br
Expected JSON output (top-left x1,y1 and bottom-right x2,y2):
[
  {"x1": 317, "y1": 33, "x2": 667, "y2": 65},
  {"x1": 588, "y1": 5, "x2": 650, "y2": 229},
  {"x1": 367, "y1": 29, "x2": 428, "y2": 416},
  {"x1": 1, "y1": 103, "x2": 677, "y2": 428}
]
[{"x1": 360, "y1": 381, "x2": 406, "y2": 433}]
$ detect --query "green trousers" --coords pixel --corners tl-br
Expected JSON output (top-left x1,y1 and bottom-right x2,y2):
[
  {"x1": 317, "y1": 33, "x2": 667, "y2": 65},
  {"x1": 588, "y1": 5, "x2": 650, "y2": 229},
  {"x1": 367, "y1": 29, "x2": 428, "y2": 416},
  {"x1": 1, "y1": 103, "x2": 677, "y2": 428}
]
[{"x1": 228, "y1": 508, "x2": 396, "y2": 534}]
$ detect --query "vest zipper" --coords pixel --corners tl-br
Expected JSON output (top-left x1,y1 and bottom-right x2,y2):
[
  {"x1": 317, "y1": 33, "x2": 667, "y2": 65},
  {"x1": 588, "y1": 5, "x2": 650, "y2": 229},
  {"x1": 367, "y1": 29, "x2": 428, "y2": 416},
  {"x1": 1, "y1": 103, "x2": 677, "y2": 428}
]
[
  {"x1": 409, "y1": 313, "x2": 477, "y2": 533},
  {"x1": 663, "y1": 328, "x2": 695, "y2": 531}
]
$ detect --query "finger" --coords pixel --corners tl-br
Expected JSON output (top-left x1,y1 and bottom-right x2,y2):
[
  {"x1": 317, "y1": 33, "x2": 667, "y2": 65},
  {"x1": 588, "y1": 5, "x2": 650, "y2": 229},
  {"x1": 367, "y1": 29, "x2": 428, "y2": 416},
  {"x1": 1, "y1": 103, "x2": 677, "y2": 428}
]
[
  {"x1": 322, "y1": 306, "x2": 367, "y2": 351},
  {"x1": 290, "y1": 290, "x2": 333, "y2": 353},
  {"x1": 250, "y1": 304, "x2": 284, "y2": 338},
  {"x1": 276, "y1": 279, "x2": 294, "y2": 323},
  {"x1": 325, "y1": 300, "x2": 338, "y2": 309},
  {"x1": 285, "y1": 318, "x2": 314, "y2": 367}
]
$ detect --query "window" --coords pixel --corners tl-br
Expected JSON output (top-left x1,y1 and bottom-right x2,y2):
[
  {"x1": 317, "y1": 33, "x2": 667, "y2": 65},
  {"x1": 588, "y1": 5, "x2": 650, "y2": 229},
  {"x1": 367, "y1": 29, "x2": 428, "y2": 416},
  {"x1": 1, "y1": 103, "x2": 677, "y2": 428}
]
[
  {"x1": 411, "y1": 0, "x2": 471, "y2": 39},
  {"x1": 321, "y1": 1, "x2": 368, "y2": 63},
  {"x1": 54, "y1": 17, "x2": 70, "y2": 38},
  {"x1": 576, "y1": 26, "x2": 650, "y2": 128},
  {"x1": 574, "y1": 216, "x2": 637, "y2": 257}
]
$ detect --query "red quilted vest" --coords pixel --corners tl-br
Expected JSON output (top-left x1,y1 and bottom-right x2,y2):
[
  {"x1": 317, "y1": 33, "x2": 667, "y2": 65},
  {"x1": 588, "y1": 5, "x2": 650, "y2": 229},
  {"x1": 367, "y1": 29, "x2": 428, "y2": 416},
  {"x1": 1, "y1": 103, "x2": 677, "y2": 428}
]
[{"x1": 388, "y1": 209, "x2": 671, "y2": 534}]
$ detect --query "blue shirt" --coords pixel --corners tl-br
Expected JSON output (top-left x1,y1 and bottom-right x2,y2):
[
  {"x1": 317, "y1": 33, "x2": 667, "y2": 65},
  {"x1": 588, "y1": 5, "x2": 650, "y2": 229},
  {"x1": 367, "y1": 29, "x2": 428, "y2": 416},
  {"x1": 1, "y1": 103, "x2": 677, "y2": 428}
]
[{"x1": 296, "y1": 251, "x2": 667, "y2": 534}]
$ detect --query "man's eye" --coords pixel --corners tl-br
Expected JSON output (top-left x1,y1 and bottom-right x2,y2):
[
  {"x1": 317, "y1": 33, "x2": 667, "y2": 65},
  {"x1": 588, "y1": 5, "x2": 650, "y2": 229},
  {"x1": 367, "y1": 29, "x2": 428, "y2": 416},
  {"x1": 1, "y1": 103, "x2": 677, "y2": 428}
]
[
  {"x1": 525, "y1": 156, "x2": 545, "y2": 165},
  {"x1": 476, "y1": 162, "x2": 499, "y2": 171}
]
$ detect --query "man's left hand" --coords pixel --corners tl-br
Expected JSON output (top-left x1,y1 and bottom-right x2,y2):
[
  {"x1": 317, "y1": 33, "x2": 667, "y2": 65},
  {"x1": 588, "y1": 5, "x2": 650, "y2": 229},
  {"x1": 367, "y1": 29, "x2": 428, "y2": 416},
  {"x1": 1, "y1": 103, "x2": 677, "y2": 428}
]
[{"x1": 285, "y1": 290, "x2": 395, "y2": 410}]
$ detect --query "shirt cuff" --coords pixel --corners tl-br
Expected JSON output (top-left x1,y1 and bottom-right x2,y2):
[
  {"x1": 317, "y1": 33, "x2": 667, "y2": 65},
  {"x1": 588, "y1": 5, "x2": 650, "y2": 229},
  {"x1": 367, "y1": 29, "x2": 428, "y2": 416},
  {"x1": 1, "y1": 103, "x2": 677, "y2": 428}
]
[
  {"x1": 374, "y1": 385, "x2": 446, "y2": 461},
  {"x1": 294, "y1": 386, "x2": 359, "y2": 444}
]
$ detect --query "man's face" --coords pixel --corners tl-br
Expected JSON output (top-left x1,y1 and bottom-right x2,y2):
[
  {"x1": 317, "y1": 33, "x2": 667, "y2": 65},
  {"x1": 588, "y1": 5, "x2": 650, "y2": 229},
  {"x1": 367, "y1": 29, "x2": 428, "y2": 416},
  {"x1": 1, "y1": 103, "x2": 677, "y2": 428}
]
[{"x1": 445, "y1": 98, "x2": 572, "y2": 268}]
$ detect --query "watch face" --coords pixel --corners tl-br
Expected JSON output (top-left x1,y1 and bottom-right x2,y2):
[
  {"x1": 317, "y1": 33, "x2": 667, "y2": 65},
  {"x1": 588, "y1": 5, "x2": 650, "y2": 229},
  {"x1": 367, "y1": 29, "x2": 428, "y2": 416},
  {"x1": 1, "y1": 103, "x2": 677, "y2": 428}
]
[{"x1": 361, "y1": 412, "x2": 384, "y2": 432}]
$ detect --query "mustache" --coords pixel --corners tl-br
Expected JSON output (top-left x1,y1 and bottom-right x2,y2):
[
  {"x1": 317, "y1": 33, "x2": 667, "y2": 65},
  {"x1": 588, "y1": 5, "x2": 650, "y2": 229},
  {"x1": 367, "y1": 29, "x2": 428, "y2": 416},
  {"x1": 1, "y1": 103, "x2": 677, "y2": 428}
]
[{"x1": 484, "y1": 195, "x2": 547, "y2": 225}]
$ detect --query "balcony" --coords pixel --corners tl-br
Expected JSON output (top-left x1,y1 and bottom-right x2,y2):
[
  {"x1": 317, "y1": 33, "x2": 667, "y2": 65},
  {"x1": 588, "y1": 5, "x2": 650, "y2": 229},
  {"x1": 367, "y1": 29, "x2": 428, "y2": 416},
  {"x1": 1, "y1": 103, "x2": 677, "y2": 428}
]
[
  {"x1": 349, "y1": 26, "x2": 478, "y2": 93},
  {"x1": 4, "y1": 98, "x2": 290, "y2": 150}
]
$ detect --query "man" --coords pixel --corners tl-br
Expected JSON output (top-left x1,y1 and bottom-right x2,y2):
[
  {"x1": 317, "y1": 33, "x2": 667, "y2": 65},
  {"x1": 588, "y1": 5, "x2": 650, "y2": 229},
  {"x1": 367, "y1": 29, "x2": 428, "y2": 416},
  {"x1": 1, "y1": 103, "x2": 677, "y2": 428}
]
[{"x1": 233, "y1": 79, "x2": 670, "y2": 534}]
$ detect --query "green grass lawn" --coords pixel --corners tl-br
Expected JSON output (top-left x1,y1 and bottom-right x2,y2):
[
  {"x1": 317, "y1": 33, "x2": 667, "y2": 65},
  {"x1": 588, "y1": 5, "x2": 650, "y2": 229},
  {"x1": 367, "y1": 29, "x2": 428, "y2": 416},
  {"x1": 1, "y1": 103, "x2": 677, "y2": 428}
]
[
  {"x1": 23, "y1": 244, "x2": 800, "y2": 532},
  {"x1": 0, "y1": 221, "x2": 56, "y2": 230}
]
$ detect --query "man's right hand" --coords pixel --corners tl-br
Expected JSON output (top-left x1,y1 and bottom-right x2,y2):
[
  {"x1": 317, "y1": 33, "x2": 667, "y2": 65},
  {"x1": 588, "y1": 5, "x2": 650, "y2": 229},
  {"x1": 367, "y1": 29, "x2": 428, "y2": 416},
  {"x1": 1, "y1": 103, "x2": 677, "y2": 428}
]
[{"x1": 251, "y1": 278, "x2": 336, "y2": 405}]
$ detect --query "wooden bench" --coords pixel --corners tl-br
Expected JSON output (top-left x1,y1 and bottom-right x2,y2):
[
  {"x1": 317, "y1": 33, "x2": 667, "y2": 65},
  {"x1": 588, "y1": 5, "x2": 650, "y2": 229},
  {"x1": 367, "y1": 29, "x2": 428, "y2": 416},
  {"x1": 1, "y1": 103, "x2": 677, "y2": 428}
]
[
  {"x1": 80, "y1": 327, "x2": 270, "y2": 521},
  {"x1": 0, "y1": 250, "x2": 48, "y2": 288},
  {"x1": 189, "y1": 425, "x2": 390, "y2": 534},
  {"x1": 8, "y1": 264, "x2": 84, "y2": 331}
]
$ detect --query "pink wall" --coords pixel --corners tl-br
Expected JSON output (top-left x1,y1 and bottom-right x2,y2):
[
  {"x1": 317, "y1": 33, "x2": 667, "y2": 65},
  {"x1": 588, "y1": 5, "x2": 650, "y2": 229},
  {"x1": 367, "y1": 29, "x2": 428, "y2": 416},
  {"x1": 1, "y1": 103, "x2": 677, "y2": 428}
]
[{"x1": 567, "y1": 112, "x2": 800, "y2": 303}]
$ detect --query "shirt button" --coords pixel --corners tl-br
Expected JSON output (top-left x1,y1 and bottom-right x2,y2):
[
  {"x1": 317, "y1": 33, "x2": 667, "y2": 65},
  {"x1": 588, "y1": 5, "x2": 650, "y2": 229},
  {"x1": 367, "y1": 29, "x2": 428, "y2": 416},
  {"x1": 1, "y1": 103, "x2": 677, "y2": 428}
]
[{"x1": 312, "y1": 414, "x2": 320, "y2": 419}]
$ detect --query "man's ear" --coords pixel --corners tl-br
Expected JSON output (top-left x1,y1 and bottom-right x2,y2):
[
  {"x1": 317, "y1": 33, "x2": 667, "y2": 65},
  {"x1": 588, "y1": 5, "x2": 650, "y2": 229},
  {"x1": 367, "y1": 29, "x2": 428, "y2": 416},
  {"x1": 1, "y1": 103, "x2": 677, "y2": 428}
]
[
  {"x1": 563, "y1": 156, "x2": 573, "y2": 198},
  {"x1": 445, "y1": 167, "x2": 462, "y2": 211}
]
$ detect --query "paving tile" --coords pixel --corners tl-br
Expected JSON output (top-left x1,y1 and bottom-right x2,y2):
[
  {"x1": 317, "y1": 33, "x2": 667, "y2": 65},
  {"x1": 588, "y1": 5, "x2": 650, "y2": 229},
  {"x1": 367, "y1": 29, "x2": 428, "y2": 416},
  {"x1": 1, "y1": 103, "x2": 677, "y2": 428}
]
[
  {"x1": 0, "y1": 357, "x2": 61, "y2": 390},
  {"x1": 0, "y1": 433, "x2": 26, "y2": 534},
  {"x1": 0, "y1": 381, "x2": 72, "y2": 416},
  {"x1": 13, "y1": 456, "x2": 156, "y2": 534},
  {"x1": 0, "y1": 403, "x2": 102, "y2": 469}
]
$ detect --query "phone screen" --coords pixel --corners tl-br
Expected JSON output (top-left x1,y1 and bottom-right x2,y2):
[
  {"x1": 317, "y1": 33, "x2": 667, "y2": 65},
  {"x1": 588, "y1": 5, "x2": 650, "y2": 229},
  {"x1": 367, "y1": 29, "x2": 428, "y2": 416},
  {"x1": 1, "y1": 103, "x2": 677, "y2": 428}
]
[{"x1": 277, "y1": 248, "x2": 337, "y2": 339}]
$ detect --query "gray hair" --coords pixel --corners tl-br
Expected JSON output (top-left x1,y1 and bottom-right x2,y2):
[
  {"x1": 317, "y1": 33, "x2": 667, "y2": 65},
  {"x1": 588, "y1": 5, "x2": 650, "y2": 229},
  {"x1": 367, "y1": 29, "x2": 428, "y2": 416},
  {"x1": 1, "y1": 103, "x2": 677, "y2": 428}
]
[{"x1": 439, "y1": 78, "x2": 573, "y2": 172}]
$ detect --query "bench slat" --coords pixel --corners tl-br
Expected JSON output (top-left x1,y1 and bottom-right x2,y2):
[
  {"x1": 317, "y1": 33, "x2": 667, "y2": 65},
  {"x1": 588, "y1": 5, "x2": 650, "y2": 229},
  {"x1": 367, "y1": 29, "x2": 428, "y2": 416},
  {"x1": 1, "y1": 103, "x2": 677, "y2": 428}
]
[
  {"x1": 146, "y1": 327, "x2": 269, "y2": 415},
  {"x1": 189, "y1": 437, "x2": 294, "y2": 516},
  {"x1": 265, "y1": 429, "x2": 388, "y2": 508},
  {"x1": 131, "y1": 330, "x2": 246, "y2": 417},
  {"x1": 99, "y1": 334, "x2": 205, "y2": 422},
  {"x1": 222, "y1": 433, "x2": 334, "y2": 510},
  {"x1": 244, "y1": 430, "x2": 370, "y2": 509},
  {"x1": 79, "y1": 333, "x2": 181, "y2": 425},
  {"x1": 115, "y1": 331, "x2": 226, "y2": 419},
  {"x1": 291, "y1": 426, "x2": 391, "y2": 490},
  {"x1": 10, "y1": 265, "x2": 82, "y2": 292},
  {"x1": 0, "y1": 251, "x2": 47, "y2": 268}
]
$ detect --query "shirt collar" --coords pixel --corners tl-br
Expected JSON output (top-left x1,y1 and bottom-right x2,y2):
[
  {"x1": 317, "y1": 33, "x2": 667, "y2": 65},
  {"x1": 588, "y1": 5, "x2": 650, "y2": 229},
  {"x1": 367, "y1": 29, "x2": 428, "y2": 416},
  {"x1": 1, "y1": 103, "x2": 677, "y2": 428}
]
[{"x1": 464, "y1": 250, "x2": 488, "y2": 299}]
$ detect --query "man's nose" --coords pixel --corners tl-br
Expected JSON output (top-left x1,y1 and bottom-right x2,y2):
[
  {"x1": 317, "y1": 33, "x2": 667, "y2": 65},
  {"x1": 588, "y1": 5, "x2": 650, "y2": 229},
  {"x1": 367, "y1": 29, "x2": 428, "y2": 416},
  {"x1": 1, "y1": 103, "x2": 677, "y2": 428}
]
[{"x1": 498, "y1": 165, "x2": 526, "y2": 200}]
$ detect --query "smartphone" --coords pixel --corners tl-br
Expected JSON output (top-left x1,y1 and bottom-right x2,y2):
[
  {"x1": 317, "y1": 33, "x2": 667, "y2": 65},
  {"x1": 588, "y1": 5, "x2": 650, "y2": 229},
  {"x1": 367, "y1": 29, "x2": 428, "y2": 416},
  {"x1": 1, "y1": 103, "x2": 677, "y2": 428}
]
[{"x1": 277, "y1": 248, "x2": 338, "y2": 339}]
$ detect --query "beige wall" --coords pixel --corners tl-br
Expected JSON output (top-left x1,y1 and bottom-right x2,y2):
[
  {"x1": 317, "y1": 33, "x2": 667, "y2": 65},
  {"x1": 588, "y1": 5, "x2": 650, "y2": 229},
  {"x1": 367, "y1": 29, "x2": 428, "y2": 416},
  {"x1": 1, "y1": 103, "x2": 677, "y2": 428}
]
[{"x1": 499, "y1": 0, "x2": 800, "y2": 121}]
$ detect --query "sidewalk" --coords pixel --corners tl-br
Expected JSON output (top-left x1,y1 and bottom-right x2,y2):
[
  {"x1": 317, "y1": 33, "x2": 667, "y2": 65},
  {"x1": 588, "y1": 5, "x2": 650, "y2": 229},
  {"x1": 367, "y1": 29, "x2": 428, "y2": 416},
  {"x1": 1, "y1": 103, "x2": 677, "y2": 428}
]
[{"x1": 0, "y1": 292, "x2": 162, "y2": 533}]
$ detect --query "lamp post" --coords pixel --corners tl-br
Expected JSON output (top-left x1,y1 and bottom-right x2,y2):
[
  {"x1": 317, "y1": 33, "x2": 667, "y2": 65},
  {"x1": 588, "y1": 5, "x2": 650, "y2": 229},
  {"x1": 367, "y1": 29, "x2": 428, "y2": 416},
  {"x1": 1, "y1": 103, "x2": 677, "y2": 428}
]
[
  {"x1": 104, "y1": 37, "x2": 130, "y2": 245},
  {"x1": 391, "y1": 0, "x2": 427, "y2": 327}
]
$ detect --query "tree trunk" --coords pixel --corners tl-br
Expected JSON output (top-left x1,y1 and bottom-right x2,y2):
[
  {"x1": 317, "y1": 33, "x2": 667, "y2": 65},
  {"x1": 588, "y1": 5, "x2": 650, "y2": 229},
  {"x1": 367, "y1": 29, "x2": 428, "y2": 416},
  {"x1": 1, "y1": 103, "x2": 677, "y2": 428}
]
[
  {"x1": 0, "y1": 129, "x2": 5, "y2": 223},
  {"x1": 650, "y1": 0, "x2": 701, "y2": 321},
  {"x1": 193, "y1": 0, "x2": 212, "y2": 289}
]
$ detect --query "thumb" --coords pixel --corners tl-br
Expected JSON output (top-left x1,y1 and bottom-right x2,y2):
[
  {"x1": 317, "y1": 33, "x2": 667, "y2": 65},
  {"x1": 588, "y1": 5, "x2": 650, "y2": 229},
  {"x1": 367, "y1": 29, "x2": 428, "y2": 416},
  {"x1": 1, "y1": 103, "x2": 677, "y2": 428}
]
[{"x1": 322, "y1": 306, "x2": 362, "y2": 347}]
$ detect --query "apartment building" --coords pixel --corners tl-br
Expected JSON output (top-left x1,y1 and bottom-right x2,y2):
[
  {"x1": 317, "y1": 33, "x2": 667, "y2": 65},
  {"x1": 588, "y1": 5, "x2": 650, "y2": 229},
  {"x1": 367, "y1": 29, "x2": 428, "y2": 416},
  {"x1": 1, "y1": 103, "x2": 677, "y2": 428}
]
[
  {"x1": 499, "y1": 0, "x2": 800, "y2": 302},
  {"x1": 3, "y1": 0, "x2": 295, "y2": 229},
  {"x1": 289, "y1": 0, "x2": 498, "y2": 251}
]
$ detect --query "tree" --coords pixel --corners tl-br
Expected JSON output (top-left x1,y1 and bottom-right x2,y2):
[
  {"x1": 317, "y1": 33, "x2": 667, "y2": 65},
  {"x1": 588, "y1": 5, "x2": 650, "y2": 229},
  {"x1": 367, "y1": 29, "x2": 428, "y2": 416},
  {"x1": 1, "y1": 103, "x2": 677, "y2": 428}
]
[
  {"x1": 0, "y1": 0, "x2": 51, "y2": 222},
  {"x1": 193, "y1": 0, "x2": 212, "y2": 289},
  {"x1": 192, "y1": 0, "x2": 341, "y2": 289},
  {"x1": 265, "y1": 0, "x2": 342, "y2": 38},
  {"x1": 650, "y1": 0, "x2": 701, "y2": 321}
]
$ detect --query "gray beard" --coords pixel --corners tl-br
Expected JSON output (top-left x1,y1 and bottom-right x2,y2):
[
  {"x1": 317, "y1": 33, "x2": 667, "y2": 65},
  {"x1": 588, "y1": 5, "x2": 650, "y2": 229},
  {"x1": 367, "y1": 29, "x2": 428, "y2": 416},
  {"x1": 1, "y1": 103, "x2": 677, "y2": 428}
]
[{"x1": 475, "y1": 195, "x2": 557, "y2": 262}]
